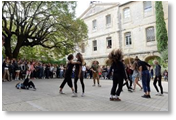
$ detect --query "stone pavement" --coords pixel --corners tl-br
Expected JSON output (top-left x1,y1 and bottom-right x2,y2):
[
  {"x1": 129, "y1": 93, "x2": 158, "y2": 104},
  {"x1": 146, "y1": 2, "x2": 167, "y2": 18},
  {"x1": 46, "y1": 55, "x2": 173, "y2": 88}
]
[{"x1": 2, "y1": 78, "x2": 168, "y2": 111}]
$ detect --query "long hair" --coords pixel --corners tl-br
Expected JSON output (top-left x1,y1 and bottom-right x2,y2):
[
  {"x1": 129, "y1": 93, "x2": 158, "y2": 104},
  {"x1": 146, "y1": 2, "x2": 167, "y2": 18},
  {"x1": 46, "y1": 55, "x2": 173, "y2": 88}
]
[
  {"x1": 133, "y1": 61, "x2": 139, "y2": 71},
  {"x1": 76, "y1": 53, "x2": 84, "y2": 64},
  {"x1": 108, "y1": 49, "x2": 123, "y2": 64}
]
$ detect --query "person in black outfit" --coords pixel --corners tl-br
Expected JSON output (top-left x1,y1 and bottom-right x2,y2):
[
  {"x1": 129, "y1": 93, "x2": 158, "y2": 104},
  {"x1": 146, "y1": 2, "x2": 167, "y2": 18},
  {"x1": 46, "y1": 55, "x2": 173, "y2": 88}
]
[
  {"x1": 107, "y1": 49, "x2": 128, "y2": 101},
  {"x1": 73, "y1": 53, "x2": 85, "y2": 97},
  {"x1": 122, "y1": 60, "x2": 133, "y2": 92},
  {"x1": 153, "y1": 60, "x2": 163, "y2": 96},
  {"x1": 45, "y1": 64, "x2": 50, "y2": 79},
  {"x1": 59, "y1": 54, "x2": 81, "y2": 95},
  {"x1": 15, "y1": 77, "x2": 36, "y2": 90}
]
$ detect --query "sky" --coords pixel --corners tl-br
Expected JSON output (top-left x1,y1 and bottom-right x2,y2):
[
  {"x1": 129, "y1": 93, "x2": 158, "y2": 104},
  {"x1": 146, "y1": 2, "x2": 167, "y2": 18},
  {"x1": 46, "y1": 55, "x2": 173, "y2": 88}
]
[{"x1": 76, "y1": 0, "x2": 129, "y2": 18}]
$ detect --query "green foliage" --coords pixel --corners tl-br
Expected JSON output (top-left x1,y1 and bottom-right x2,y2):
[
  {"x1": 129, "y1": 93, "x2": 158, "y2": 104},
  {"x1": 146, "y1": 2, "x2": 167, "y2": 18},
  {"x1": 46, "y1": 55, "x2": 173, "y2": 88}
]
[
  {"x1": 2, "y1": 1, "x2": 88, "y2": 59},
  {"x1": 155, "y1": 1, "x2": 168, "y2": 52},
  {"x1": 161, "y1": 47, "x2": 168, "y2": 62}
]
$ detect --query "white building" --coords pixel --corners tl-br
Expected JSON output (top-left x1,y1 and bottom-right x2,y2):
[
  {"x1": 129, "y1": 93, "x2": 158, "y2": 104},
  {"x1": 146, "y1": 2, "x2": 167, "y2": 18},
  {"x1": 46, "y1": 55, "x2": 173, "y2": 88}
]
[{"x1": 78, "y1": 1, "x2": 168, "y2": 66}]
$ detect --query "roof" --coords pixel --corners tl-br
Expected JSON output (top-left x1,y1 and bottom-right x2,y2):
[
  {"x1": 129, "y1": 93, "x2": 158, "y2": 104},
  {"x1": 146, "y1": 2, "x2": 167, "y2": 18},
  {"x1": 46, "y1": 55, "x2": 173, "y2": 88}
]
[
  {"x1": 79, "y1": 2, "x2": 120, "y2": 19},
  {"x1": 119, "y1": 1, "x2": 134, "y2": 7}
]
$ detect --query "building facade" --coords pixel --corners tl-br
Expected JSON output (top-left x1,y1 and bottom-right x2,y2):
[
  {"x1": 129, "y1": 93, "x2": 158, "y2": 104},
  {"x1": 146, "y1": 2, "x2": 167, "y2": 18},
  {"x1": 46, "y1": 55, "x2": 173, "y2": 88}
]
[{"x1": 78, "y1": 1, "x2": 168, "y2": 66}]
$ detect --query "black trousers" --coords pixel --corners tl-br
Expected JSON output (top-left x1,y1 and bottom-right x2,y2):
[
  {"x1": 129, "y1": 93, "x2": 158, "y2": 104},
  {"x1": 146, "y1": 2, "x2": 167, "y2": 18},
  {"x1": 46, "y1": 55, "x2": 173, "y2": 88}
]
[
  {"x1": 23, "y1": 81, "x2": 35, "y2": 89},
  {"x1": 153, "y1": 75, "x2": 163, "y2": 94},
  {"x1": 74, "y1": 72, "x2": 85, "y2": 93},
  {"x1": 111, "y1": 74, "x2": 124, "y2": 96},
  {"x1": 123, "y1": 80, "x2": 130, "y2": 89},
  {"x1": 60, "y1": 76, "x2": 73, "y2": 89}
]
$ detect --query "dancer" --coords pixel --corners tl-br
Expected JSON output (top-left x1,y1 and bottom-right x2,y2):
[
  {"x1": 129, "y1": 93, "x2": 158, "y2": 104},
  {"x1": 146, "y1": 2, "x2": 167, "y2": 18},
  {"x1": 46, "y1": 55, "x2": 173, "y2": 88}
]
[
  {"x1": 107, "y1": 49, "x2": 127, "y2": 101},
  {"x1": 122, "y1": 60, "x2": 133, "y2": 92},
  {"x1": 15, "y1": 77, "x2": 36, "y2": 90},
  {"x1": 59, "y1": 54, "x2": 80, "y2": 95},
  {"x1": 90, "y1": 61, "x2": 101, "y2": 87},
  {"x1": 135, "y1": 56, "x2": 151, "y2": 98},
  {"x1": 153, "y1": 60, "x2": 163, "y2": 96},
  {"x1": 73, "y1": 53, "x2": 85, "y2": 97},
  {"x1": 128, "y1": 58, "x2": 142, "y2": 91}
]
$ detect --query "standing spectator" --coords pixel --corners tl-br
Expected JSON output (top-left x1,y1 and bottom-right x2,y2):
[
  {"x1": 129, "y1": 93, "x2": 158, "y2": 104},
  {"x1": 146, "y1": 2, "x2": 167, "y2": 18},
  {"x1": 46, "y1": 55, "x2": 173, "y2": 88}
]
[
  {"x1": 56, "y1": 65, "x2": 60, "y2": 78},
  {"x1": 135, "y1": 56, "x2": 151, "y2": 98},
  {"x1": 2, "y1": 35, "x2": 5, "y2": 77},
  {"x1": 50, "y1": 64, "x2": 54, "y2": 78},
  {"x1": 43, "y1": 64, "x2": 46, "y2": 79},
  {"x1": 102, "y1": 66, "x2": 108, "y2": 79},
  {"x1": 163, "y1": 70, "x2": 168, "y2": 81},
  {"x1": 60, "y1": 65, "x2": 64, "y2": 78},
  {"x1": 20, "y1": 61, "x2": 26, "y2": 80},
  {"x1": 9, "y1": 60, "x2": 15, "y2": 81},
  {"x1": 14, "y1": 59, "x2": 20, "y2": 80},
  {"x1": 2, "y1": 58, "x2": 10, "y2": 82},
  {"x1": 25, "y1": 62, "x2": 32, "y2": 79},
  {"x1": 38, "y1": 63, "x2": 43, "y2": 79},
  {"x1": 153, "y1": 60, "x2": 163, "y2": 96},
  {"x1": 45, "y1": 64, "x2": 50, "y2": 79}
]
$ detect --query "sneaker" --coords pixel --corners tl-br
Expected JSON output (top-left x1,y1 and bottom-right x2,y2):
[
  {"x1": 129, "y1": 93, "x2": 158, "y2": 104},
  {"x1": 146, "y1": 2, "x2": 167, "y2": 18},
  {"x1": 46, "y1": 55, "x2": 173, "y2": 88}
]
[
  {"x1": 81, "y1": 93, "x2": 84, "y2": 97},
  {"x1": 59, "y1": 90, "x2": 64, "y2": 94},
  {"x1": 109, "y1": 97, "x2": 114, "y2": 101},
  {"x1": 98, "y1": 84, "x2": 101, "y2": 87},
  {"x1": 141, "y1": 95, "x2": 148, "y2": 98},
  {"x1": 159, "y1": 93, "x2": 164, "y2": 96},
  {"x1": 155, "y1": 92, "x2": 160, "y2": 96},
  {"x1": 92, "y1": 84, "x2": 95, "y2": 87},
  {"x1": 72, "y1": 93, "x2": 78, "y2": 97},
  {"x1": 114, "y1": 98, "x2": 121, "y2": 101},
  {"x1": 128, "y1": 89, "x2": 133, "y2": 92},
  {"x1": 148, "y1": 95, "x2": 151, "y2": 98},
  {"x1": 33, "y1": 87, "x2": 36, "y2": 91}
]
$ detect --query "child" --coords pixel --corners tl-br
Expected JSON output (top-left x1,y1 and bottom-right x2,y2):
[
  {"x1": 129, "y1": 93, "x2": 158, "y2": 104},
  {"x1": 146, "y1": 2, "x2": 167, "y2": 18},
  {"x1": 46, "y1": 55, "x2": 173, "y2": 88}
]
[
  {"x1": 15, "y1": 77, "x2": 36, "y2": 90},
  {"x1": 59, "y1": 54, "x2": 80, "y2": 95},
  {"x1": 107, "y1": 49, "x2": 127, "y2": 101}
]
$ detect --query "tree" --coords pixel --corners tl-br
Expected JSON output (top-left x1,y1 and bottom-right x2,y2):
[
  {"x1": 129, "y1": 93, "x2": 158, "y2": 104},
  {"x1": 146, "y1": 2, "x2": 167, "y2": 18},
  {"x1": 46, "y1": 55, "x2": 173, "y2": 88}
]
[
  {"x1": 2, "y1": 1, "x2": 88, "y2": 59},
  {"x1": 161, "y1": 47, "x2": 168, "y2": 62},
  {"x1": 155, "y1": 1, "x2": 168, "y2": 52}
]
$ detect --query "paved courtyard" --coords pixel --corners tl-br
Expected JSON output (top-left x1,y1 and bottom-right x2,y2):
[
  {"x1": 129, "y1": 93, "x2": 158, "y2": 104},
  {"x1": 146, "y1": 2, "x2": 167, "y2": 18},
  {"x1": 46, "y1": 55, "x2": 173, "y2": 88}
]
[{"x1": 2, "y1": 78, "x2": 168, "y2": 111}]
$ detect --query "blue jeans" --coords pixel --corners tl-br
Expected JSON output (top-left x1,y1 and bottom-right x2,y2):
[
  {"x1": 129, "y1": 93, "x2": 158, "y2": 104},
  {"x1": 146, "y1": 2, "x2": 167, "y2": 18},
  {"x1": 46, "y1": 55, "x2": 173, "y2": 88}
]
[
  {"x1": 142, "y1": 70, "x2": 150, "y2": 93},
  {"x1": 60, "y1": 71, "x2": 63, "y2": 78}
]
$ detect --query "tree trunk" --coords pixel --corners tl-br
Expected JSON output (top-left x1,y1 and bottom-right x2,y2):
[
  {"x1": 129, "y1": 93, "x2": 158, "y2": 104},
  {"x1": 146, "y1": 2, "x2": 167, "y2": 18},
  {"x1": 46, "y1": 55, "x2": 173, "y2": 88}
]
[
  {"x1": 4, "y1": 36, "x2": 13, "y2": 59},
  {"x1": 12, "y1": 36, "x2": 24, "y2": 59},
  {"x1": 13, "y1": 46, "x2": 21, "y2": 59}
]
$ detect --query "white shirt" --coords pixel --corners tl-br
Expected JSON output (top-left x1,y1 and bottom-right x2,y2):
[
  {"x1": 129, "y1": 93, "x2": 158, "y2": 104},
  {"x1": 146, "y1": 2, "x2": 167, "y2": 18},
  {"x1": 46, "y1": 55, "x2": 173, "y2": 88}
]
[{"x1": 82, "y1": 66, "x2": 86, "y2": 71}]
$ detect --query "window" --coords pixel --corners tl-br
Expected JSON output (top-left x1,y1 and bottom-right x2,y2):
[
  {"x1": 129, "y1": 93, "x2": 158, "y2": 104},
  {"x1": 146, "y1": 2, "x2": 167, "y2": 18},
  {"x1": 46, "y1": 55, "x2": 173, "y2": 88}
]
[
  {"x1": 123, "y1": 8, "x2": 130, "y2": 19},
  {"x1": 146, "y1": 27, "x2": 155, "y2": 42},
  {"x1": 92, "y1": 40, "x2": 97, "y2": 51},
  {"x1": 106, "y1": 37, "x2": 112, "y2": 49},
  {"x1": 81, "y1": 43, "x2": 85, "y2": 53},
  {"x1": 143, "y1": 1, "x2": 152, "y2": 12},
  {"x1": 125, "y1": 32, "x2": 132, "y2": 45},
  {"x1": 106, "y1": 14, "x2": 111, "y2": 25},
  {"x1": 92, "y1": 20, "x2": 97, "y2": 30}
]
